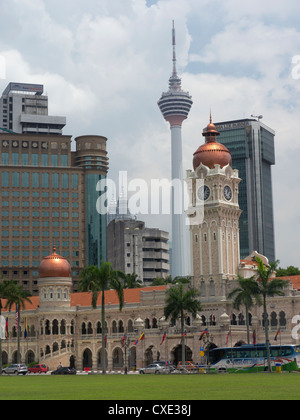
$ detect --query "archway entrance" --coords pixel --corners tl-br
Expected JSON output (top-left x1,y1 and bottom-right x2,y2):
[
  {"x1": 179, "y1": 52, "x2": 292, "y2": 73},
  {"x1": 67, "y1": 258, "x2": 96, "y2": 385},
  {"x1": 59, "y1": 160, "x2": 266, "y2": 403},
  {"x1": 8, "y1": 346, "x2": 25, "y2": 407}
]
[
  {"x1": 82, "y1": 348, "x2": 92, "y2": 370},
  {"x1": 171, "y1": 345, "x2": 192, "y2": 366}
]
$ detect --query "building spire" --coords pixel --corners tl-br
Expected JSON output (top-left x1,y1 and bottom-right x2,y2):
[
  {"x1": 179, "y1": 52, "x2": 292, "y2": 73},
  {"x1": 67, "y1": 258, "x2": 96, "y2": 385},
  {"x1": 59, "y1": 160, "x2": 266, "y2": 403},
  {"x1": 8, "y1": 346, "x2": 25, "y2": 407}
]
[
  {"x1": 169, "y1": 20, "x2": 181, "y2": 92},
  {"x1": 172, "y1": 20, "x2": 177, "y2": 77}
]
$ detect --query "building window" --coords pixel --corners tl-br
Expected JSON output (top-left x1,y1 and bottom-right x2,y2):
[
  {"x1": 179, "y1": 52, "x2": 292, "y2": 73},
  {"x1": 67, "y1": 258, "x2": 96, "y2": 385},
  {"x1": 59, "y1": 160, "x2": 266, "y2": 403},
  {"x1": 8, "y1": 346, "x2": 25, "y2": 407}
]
[
  {"x1": 1, "y1": 172, "x2": 9, "y2": 187},
  {"x1": 41, "y1": 155, "x2": 48, "y2": 166},
  {"x1": 12, "y1": 172, "x2": 19, "y2": 187},
  {"x1": 52, "y1": 173, "x2": 59, "y2": 188},
  {"x1": 62, "y1": 173, "x2": 68, "y2": 189},
  {"x1": 21, "y1": 153, "x2": 29, "y2": 165},
  {"x1": 72, "y1": 174, "x2": 78, "y2": 189},
  {"x1": 32, "y1": 154, "x2": 39, "y2": 166},
  {"x1": 1, "y1": 152, "x2": 8, "y2": 164},
  {"x1": 22, "y1": 172, "x2": 29, "y2": 187},
  {"x1": 42, "y1": 173, "x2": 49, "y2": 188},
  {"x1": 61, "y1": 155, "x2": 68, "y2": 167},
  {"x1": 32, "y1": 173, "x2": 39, "y2": 188},
  {"x1": 51, "y1": 154, "x2": 58, "y2": 167}
]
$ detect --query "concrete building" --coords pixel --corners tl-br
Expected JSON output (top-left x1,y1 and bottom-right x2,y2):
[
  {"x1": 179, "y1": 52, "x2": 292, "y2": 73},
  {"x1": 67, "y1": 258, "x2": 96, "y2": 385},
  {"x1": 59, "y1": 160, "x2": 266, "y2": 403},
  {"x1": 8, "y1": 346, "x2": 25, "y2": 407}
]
[
  {"x1": 214, "y1": 118, "x2": 276, "y2": 262},
  {"x1": 158, "y1": 22, "x2": 192, "y2": 278},
  {"x1": 0, "y1": 82, "x2": 66, "y2": 135},
  {"x1": 107, "y1": 219, "x2": 170, "y2": 284}
]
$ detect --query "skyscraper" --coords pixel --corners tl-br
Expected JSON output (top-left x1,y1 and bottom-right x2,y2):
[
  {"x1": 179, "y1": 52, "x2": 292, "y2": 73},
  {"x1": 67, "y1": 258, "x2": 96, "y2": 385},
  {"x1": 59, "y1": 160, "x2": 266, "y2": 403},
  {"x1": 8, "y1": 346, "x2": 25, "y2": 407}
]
[
  {"x1": 214, "y1": 118, "x2": 276, "y2": 262},
  {"x1": 158, "y1": 22, "x2": 192, "y2": 278}
]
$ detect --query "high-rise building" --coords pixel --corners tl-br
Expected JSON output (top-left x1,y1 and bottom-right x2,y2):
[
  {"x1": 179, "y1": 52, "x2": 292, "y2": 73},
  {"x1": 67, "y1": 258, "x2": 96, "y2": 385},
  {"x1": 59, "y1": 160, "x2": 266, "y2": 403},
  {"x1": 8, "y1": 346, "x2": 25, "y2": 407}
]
[
  {"x1": 213, "y1": 118, "x2": 276, "y2": 262},
  {"x1": 107, "y1": 219, "x2": 170, "y2": 284},
  {"x1": 0, "y1": 82, "x2": 66, "y2": 135},
  {"x1": 158, "y1": 22, "x2": 192, "y2": 278},
  {"x1": 0, "y1": 85, "x2": 108, "y2": 294}
]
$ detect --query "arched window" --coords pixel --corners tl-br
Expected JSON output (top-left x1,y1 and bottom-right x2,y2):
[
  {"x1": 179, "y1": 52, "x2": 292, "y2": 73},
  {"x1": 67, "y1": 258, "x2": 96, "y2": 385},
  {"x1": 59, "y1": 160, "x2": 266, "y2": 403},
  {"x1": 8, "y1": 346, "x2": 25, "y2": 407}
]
[
  {"x1": 87, "y1": 322, "x2": 93, "y2": 335},
  {"x1": 45, "y1": 320, "x2": 51, "y2": 335},
  {"x1": 118, "y1": 320, "x2": 124, "y2": 333},
  {"x1": 81, "y1": 322, "x2": 87, "y2": 335},
  {"x1": 271, "y1": 312, "x2": 278, "y2": 328},
  {"x1": 97, "y1": 321, "x2": 102, "y2": 334},
  {"x1": 112, "y1": 321, "x2": 117, "y2": 334},
  {"x1": 210, "y1": 280, "x2": 215, "y2": 296},
  {"x1": 52, "y1": 319, "x2": 59, "y2": 335},
  {"x1": 201, "y1": 281, "x2": 206, "y2": 297},
  {"x1": 279, "y1": 311, "x2": 287, "y2": 328},
  {"x1": 238, "y1": 313, "x2": 245, "y2": 326},
  {"x1": 60, "y1": 320, "x2": 66, "y2": 335}
]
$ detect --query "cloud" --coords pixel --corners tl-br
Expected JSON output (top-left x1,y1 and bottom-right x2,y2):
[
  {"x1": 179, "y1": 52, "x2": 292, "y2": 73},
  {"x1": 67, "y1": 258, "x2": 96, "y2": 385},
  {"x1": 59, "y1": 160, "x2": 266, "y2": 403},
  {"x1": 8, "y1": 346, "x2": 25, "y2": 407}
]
[{"x1": 0, "y1": 0, "x2": 299, "y2": 267}]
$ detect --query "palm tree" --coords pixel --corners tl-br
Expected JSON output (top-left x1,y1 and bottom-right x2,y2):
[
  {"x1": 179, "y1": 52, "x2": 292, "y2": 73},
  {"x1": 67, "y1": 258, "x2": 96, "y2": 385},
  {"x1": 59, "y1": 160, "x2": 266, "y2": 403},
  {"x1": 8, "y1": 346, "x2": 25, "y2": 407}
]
[
  {"x1": 164, "y1": 281, "x2": 201, "y2": 367},
  {"x1": 228, "y1": 275, "x2": 261, "y2": 344},
  {"x1": 2, "y1": 281, "x2": 32, "y2": 365},
  {"x1": 119, "y1": 272, "x2": 143, "y2": 289},
  {"x1": 79, "y1": 262, "x2": 124, "y2": 374},
  {"x1": 255, "y1": 257, "x2": 287, "y2": 372}
]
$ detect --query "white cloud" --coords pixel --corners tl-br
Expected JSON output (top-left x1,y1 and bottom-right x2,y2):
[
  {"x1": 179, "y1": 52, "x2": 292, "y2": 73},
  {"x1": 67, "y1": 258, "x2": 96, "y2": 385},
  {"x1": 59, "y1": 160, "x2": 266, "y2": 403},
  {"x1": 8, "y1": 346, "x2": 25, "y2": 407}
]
[{"x1": 0, "y1": 0, "x2": 299, "y2": 267}]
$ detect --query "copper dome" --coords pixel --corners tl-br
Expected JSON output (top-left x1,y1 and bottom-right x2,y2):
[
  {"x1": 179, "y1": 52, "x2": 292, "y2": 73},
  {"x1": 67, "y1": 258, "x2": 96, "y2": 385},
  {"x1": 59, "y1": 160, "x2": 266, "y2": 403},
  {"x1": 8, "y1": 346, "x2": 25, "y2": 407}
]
[
  {"x1": 38, "y1": 246, "x2": 71, "y2": 278},
  {"x1": 193, "y1": 118, "x2": 232, "y2": 170}
]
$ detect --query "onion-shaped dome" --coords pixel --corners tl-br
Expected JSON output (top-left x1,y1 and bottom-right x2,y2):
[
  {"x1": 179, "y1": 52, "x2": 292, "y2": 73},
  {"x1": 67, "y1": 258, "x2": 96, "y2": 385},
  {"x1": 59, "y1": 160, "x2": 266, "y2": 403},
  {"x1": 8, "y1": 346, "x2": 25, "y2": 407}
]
[
  {"x1": 38, "y1": 246, "x2": 71, "y2": 278},
  {"x1": 193, "y1": 117, "x2": 232, "y2": 170}
]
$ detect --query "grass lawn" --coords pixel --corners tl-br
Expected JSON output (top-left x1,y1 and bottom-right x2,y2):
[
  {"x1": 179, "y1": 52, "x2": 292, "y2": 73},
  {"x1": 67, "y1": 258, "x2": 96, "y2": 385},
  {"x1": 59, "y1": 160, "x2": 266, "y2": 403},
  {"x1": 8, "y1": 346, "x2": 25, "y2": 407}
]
[{"x1": 0, "y1": 373, "x2": 300, "y2": 400}]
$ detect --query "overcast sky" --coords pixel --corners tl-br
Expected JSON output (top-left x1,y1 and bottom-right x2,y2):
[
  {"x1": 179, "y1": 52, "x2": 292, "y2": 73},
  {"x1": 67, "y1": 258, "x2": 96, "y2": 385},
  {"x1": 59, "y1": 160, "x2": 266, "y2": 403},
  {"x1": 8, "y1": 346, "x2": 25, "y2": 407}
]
[{"x1": 0, "y1": 0, "x2": 300, "y2": 268}]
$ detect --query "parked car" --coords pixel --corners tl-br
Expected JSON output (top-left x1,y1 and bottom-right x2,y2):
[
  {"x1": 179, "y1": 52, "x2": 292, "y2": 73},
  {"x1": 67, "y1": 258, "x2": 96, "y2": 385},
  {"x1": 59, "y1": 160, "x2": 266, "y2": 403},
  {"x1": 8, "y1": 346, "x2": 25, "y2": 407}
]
[
  {"x1": 28, "y1": 364, "x2": 48, "y2": 374},
  {"x1": 2, "y1": 364, "x2": 28, "y2": 375},
  {"x1": 139, "y1": 363, "x2": 170, "y2": 374},
  {"x1": 155, "y1": 361, "x2": 176, "y2": 372},
  {"x1": 51, "y1": 367, "x2": 76, "y2": 375}
]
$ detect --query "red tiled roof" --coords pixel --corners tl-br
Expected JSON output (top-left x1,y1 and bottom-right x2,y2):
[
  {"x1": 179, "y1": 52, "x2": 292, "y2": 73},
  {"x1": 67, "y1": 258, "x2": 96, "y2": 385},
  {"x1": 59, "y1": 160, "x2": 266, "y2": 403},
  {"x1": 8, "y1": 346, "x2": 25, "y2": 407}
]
[
  {"x1": 0, "y1": 285, "x2": 168, "y2": 313},
  {"x1": 278, "y1": 275, "x2": 300, "y2": 290},
  {"x1": 71, "y1": 285, "x2": 167, "y2": 307},
  {"x1": 0, "y1": 296, "x2": 39, "y2": 312}
]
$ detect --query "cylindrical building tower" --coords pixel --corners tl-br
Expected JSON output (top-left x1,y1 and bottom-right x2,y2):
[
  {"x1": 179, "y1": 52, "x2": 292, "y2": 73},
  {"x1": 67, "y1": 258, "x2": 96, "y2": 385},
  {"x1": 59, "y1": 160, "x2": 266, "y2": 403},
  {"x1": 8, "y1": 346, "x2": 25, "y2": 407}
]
[
  {"x1": 74, "y1": 135, "x2": 108, "y2": 267},
  {"x1": 158, "y1": 22, "x2": 192, "y2": 278}
]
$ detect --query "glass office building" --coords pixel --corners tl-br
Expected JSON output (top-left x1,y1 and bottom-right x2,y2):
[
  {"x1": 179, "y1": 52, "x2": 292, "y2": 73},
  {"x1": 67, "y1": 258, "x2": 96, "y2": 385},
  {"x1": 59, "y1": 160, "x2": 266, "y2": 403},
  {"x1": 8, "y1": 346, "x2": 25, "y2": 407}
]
[
  {"x1": 0, "y1": 133, "x2": 108, "y2": 294},
  {"x1": 214, "y1": 119, "x2": 276, "y2": 262}
]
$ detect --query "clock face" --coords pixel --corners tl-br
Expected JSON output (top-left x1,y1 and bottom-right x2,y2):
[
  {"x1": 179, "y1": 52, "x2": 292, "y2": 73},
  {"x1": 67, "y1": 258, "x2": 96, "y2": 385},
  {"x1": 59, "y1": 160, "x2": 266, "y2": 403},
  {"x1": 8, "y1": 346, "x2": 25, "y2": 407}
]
[
  {"x1": 197, "y1": 185, "x2": 210, "y2": 201},
  {"x1": 224, "y1": 185, "x2": 232, "y2": 201}
]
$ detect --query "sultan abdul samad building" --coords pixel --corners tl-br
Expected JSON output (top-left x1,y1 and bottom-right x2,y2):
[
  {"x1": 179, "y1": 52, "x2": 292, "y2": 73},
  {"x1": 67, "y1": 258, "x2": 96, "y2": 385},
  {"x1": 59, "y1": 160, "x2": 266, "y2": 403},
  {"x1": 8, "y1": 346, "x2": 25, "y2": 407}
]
[{"x1": 1, "y1": 118, "x2": 300, "y2": 371}]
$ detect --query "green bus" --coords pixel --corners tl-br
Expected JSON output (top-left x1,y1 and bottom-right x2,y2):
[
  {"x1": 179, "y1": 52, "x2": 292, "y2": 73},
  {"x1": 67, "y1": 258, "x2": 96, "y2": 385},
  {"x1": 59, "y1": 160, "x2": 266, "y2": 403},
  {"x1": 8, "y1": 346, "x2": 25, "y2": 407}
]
[{"x1": 208, "y1": 344, "x2": 300, "y2": 373}]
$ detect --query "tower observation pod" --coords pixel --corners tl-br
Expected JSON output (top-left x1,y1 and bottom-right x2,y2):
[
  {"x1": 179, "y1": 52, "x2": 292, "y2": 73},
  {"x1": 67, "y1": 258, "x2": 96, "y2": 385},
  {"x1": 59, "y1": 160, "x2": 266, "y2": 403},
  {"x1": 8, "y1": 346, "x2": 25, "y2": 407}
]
[{"x1": 158, "y1": 21, "x2": 193, "y2": 278}]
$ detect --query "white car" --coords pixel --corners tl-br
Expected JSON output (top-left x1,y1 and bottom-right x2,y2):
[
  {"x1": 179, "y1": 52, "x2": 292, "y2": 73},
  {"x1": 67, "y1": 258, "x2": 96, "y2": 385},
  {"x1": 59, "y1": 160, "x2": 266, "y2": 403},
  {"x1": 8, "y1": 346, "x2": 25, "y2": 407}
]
[
  {"x1": 139, "y1": 363, "x2": 170, "y2": 374},
  {"x1": 2, "y1": 363, "x2": 28, "y2": 375}
]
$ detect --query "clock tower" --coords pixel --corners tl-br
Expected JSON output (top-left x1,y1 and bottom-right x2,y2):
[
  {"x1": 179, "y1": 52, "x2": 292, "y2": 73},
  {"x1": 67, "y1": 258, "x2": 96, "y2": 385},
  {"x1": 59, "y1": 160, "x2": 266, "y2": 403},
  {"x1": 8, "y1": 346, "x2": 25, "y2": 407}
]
[{"x1": 186, "y1": 117, "x2": 242, "y2": 299}]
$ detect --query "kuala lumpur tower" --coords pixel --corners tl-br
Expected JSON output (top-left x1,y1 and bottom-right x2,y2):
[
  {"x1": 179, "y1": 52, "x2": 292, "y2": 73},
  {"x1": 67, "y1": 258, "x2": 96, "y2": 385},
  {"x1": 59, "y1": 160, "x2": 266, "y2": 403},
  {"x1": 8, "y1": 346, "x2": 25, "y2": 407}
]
[{"x1": 158, "y1": 21, "x2": 193, "y2": 278}]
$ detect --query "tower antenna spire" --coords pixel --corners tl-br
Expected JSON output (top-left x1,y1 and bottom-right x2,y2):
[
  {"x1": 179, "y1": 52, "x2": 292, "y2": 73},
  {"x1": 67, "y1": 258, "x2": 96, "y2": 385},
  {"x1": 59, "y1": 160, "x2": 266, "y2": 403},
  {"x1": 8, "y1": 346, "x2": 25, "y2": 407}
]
[{"x1": 172, "y1": 20, "x2": 177, "y2": 77}]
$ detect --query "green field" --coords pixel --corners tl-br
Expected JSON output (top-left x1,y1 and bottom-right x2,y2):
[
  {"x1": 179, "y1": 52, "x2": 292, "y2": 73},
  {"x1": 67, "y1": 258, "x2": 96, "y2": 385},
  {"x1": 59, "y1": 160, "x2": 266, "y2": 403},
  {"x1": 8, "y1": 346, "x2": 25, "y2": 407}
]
[{"x1": 0, "y1": 373, "x2": 300, "y2": 400}]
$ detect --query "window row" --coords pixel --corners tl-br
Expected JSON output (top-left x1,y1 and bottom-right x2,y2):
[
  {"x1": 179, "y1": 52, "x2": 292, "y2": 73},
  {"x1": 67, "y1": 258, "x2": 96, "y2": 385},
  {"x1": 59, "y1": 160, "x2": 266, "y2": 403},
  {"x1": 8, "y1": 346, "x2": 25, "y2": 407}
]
[
  {"x1": 1, "y1": 152, "x2": 68, "y2": 167},
  {"x1": 1, "y1": 172, "x2": 79, "y2": 188},
  {"x1": 1, "y1": 211, "x2": 79, "y2": 218}
]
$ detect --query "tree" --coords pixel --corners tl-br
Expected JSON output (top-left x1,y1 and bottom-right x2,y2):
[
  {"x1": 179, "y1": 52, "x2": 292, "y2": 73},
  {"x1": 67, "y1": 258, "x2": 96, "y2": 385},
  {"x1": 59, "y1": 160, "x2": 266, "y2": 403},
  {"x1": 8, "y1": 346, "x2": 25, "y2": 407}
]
[
  {"x1": 164, "y1": 281, "x2": 201, "y2": 367},
  {"x1": 255, "y1": 257, "x2": 287, "y2": 372},
  {"x1": 79, "y1": 262, "x2": 124, "y2": 374},
  {"x1": 2, "y1": 281, "x2": 32, "y2": 365},
  {"x1": 227, "y1": 275, "x2": 261, "y2": 344},
  {"x1": 276, "y1": 266, "x2": 300, "y2": 277},
  {"x1": 118, "y1": 272, "x2": 143, "y2": 289}
]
